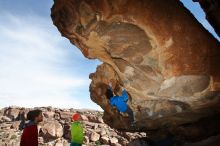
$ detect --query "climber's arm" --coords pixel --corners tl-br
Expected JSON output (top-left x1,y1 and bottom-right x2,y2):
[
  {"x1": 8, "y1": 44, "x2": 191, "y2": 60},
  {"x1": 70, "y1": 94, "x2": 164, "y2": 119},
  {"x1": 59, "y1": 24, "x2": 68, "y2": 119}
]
[{"x1": 122, "y1": 88, "x2": 128, "y2": 101}]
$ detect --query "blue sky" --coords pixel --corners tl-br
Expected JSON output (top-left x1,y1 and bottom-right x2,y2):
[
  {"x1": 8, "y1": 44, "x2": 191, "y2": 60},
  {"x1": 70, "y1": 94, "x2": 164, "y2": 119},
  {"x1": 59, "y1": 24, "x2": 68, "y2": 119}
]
[{"x1": 0, "y1": 0, "x2": 219, "y2": 110}]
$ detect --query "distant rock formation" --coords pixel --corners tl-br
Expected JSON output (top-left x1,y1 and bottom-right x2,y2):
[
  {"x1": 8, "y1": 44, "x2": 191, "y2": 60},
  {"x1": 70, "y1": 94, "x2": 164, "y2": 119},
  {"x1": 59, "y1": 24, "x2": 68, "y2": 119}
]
[{"x1": 51, "y1": 0, "x2": 220, "y2": 142}]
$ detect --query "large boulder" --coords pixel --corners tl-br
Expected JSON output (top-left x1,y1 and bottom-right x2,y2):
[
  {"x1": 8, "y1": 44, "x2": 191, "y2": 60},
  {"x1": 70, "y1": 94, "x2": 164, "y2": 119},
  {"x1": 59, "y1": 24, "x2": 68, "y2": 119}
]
[
  {"x1": 51, "y1": 0, "x2": 220, "y2": 141},
  {"x1": 3, "y1": 107, "x2": 20, "y2": 120},
  {"x1": 40, "y1": 120, "x2": 63, "y2": 140},
  {"x1": 0, "y1": 116, "x2": 11, "y2": 122}
]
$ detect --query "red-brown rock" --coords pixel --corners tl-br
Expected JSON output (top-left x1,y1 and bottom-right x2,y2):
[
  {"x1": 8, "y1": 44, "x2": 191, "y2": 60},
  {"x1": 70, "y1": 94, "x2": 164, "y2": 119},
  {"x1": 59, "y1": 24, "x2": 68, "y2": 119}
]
[{"x1": 51, "y1": 0, "x2": 220, "y2": 141}]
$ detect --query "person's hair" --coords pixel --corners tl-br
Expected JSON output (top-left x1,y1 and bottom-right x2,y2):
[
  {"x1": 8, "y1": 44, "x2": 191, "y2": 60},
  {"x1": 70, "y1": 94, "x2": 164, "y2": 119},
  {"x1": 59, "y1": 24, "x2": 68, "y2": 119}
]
[
  {"x1": 27, "y1": 110, "x2": 42, "y2": 121},
  {"x1": 106, "y1": 88, "x2": 114, "y2": 99},
  {"x1": 114, "y1": 83, "x2": 122, "y2": 95}
]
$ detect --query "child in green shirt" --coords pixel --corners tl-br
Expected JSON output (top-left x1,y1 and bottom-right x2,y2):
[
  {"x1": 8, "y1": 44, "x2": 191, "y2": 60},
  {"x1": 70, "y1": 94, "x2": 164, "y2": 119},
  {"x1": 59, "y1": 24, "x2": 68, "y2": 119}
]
[{"x1": 70, "y1": 113, "x2": 84, "y2": 146}]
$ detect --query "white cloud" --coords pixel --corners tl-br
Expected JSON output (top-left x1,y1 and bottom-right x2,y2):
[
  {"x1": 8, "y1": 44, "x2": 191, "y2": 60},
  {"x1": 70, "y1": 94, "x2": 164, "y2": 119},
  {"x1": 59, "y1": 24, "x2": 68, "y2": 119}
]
[{"x1": 0, "y1": 12, "x2": 101, "y2": 110}]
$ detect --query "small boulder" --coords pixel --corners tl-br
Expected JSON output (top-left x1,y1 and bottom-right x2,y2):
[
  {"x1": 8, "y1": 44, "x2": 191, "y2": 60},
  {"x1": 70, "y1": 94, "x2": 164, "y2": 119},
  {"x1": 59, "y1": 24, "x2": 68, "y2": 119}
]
[
  {"x1": 81, "y1": 115, "x2": 89, "y2": 121},
  {"x1": 43, "y1": 111, "x2": 55, "y2": 119},
  {"x1": 97, "y1": 117, "x2": 104, "y2": 123},
  {"x1": 11, "y1": 121, "x2": 20, "y2": 130},
  {"x1": 87, "y1": 114, "x2": 99, "y2": 123},
  {"x1": 110, "y1": 137, "x2": 119, "y2": 146},
  {"x1": 59, "y1": 112, "x2": 72, "y2": 121},
  {"x1": 100, "y1": 136, "x2": 109, "y2": 144},
  {"x1": 83, "y1": 136, "x2": 90, "y2": 145},
  {"x1": 100, "y1": 129, "x2": 107, "y2": 136},
  {"x1": 90, "y1": 132, "x2": 100, "y2": 142}
]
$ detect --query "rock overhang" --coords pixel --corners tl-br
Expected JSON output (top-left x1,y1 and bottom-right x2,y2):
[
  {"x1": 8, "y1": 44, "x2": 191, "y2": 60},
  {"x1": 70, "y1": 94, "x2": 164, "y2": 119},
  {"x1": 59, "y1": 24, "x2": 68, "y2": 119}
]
[{"x1": 51, "y1": 0, "x2": 220, "y2": 141}]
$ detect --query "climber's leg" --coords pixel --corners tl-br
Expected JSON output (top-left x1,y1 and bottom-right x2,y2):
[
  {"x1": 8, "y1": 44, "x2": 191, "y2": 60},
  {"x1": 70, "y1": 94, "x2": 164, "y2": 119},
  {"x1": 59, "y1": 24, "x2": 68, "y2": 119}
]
[{"x1": 126, "y1": 106, "x2": 134, "y2": 124}]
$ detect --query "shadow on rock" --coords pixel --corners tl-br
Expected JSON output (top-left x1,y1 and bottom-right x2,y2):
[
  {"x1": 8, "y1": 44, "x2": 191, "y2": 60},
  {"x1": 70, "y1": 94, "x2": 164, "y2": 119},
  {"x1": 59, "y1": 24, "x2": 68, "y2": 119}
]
[{"x1": 128, "y1": 137, "x2": 175, "y2": 146}]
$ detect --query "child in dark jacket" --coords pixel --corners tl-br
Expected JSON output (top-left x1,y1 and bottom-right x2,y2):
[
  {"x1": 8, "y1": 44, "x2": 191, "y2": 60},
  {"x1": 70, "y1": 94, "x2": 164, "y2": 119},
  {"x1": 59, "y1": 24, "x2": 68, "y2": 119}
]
[
  {"x1": 106, "y1": 84, "x2": 134, "y2": 125},
  {"x1": 20, "y1": 109, "x2": 43, "y2": 146}
]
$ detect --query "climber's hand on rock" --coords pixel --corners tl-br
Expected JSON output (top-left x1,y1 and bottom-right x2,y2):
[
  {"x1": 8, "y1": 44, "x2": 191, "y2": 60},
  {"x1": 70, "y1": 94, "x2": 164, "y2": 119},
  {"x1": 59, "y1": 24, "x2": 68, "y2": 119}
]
[
  {"x1": 124, "y1": 79, "x2": 129, "y2": 85},
  {"x1": 109, "y1": 82, "x2": 112, "y2": 87}
]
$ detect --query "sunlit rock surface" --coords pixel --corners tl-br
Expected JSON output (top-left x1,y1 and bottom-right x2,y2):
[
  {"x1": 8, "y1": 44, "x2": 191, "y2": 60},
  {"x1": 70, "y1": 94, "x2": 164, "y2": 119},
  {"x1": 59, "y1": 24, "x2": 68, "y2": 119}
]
[{"x1": 51, "y1": 0, "x2": 220, "y2": 141}]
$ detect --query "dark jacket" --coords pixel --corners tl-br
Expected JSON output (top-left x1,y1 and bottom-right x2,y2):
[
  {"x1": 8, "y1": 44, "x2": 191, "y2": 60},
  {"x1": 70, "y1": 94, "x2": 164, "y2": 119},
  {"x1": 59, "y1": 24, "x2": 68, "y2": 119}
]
[{"x1": 20, "y1": 121, "x2": 38, "y2": 146}]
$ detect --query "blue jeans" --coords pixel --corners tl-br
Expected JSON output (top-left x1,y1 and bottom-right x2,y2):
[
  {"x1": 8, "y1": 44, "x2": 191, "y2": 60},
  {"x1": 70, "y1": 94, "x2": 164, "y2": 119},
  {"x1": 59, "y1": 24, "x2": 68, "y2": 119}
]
[{"x1": 70, "y1": 142, "x2": 82, "y2": 146}]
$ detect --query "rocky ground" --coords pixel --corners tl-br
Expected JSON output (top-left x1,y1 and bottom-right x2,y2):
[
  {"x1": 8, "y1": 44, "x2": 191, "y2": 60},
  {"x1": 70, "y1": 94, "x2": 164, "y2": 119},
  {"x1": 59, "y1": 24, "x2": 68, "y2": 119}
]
[{"x1": 0, "y1": 106, "x2": 146, "y2": 146}]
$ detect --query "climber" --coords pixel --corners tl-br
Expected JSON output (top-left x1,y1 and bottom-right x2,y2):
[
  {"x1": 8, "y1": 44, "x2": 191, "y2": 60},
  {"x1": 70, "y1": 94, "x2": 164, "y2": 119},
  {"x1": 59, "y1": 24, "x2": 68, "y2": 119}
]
[
  {"x1": 106, "y1": 83, "x2": 135, "y2": 125},
  {"x1": 20, "y1": 109, "x2": 43, "y2": 146},
  {"x1": 70, "y1": 113, "x2": 84, "y2": 146}
]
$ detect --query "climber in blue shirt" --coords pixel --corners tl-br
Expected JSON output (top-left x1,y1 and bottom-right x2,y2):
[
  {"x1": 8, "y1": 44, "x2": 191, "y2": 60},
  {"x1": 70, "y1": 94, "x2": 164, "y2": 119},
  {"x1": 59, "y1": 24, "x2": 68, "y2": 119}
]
[{"x1": 106, "y1": 83, "x2": 134, "y2": 125}]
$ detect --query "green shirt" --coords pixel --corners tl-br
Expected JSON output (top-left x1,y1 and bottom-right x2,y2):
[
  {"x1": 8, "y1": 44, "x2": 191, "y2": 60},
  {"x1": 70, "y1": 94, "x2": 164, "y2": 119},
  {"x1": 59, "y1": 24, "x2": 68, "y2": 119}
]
[{"x1": 71, "y1": 121, "x2": 84, "y2": 144}]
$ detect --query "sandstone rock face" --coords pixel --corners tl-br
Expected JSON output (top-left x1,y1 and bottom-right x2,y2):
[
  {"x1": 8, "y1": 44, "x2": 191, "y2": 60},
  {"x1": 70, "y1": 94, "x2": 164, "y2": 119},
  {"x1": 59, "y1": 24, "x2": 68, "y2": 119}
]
[
  {"x1": 51, "y1": 0, "x2": 220, "y2": 141},
  {"x1": 193, "y1": 0, "x2": 220, "y2": 37}
]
